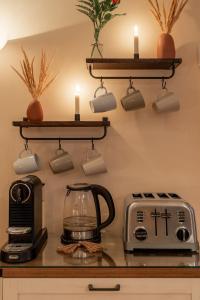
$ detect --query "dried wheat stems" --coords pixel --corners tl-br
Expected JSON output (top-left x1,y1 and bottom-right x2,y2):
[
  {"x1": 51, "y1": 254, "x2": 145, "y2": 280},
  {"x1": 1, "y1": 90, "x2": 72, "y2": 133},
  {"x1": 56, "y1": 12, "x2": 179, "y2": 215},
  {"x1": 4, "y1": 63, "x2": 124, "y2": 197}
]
[
  {"x1": 148, "y1": 0, "x2": 189, "y2": 34},
  {"x1": 11, "y1": 48, "x2": 56, "y2": 100}
]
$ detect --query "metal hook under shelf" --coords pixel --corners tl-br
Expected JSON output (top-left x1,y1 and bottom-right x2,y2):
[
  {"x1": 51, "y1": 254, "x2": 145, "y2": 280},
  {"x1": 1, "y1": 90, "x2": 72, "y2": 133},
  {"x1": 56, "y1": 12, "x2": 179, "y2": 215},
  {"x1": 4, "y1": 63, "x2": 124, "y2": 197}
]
[
  {"x1": 88, "y1": 64, "x2": 176, "y2": 81},
  {"x1": 24, "y1": 139, "x2": 29, "y2": 150},
  {"x1": 162, "y1": 77, "x2": 167, "y2": 89},
  {"x1": 91, "y1": 138, "x2": 95, "y2": 150},
  {"x1": 58, "y1": 138, "x2": 62, "y2": 150}
]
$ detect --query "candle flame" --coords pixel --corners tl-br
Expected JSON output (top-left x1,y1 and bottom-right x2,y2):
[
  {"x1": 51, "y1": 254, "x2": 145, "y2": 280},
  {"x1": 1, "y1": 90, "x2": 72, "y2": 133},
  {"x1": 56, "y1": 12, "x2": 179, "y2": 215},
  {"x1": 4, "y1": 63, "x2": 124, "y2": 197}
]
[
  {"x1": 75, "y1": 84, "x2": 81, "y2": 96},
  {"x1": 134, "y1": 25, "x2": 139, "y2": 37}
]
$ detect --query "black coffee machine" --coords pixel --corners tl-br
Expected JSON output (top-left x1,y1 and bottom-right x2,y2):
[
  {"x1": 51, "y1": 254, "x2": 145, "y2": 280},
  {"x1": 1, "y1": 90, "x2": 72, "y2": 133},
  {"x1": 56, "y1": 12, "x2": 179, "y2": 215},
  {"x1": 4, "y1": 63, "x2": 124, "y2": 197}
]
[{"x1": 1, "y1": 175, "x2": 48, "y2": 263}]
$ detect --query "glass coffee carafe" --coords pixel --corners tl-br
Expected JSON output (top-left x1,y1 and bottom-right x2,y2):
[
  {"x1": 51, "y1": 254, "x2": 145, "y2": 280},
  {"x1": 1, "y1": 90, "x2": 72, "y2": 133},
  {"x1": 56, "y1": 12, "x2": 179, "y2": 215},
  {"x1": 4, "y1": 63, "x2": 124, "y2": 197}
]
[{"x1": 61, "y1": 183, "x2": 115, "y2": 244}]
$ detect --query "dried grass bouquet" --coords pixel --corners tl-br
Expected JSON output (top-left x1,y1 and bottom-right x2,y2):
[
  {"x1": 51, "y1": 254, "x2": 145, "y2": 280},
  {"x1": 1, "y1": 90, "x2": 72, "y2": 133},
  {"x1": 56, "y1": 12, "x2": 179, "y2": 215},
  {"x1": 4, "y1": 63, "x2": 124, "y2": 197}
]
[
  {"x1": 11, "y1": 48, "x2": 56, "y2": 100},
  {"x1": 11, "y1": 48, "x2": 56, "y2": 121},
  {"x1": 148, "y1": 0, "x2": 189, "y2": 34}
]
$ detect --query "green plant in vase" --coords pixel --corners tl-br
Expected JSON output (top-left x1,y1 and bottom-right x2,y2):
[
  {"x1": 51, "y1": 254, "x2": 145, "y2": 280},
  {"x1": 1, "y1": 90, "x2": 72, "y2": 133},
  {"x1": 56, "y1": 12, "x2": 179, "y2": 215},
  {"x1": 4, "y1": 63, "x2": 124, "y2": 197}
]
[{"x1": 77, "y1": 0, "x2": 125, "y2": 58}]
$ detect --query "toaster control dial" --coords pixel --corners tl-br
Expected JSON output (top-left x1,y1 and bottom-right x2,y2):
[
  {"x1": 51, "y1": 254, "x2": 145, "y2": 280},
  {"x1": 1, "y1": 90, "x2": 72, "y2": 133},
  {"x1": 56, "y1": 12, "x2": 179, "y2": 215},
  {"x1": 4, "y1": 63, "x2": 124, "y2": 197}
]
[
  {"x1": 135, "y1": 228, "x2": 147, "y2": 241},
  {"x1": 176, "y1": 228, "x2": 190, "y2": 242}
]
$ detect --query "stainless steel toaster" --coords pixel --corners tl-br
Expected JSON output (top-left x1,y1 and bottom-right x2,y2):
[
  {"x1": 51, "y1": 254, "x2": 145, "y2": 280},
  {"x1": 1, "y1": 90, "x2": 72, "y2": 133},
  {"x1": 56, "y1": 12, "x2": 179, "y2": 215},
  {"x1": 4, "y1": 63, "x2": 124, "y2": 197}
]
[{"x1": 123, "y1": 193, "x2": 199, "y2": 252}]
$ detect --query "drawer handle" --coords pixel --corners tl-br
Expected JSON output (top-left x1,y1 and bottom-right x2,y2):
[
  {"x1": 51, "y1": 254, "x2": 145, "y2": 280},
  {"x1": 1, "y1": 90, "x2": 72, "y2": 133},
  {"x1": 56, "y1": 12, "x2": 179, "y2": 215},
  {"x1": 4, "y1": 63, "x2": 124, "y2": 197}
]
[{"x1": 88, "y1": 284, "x2": 121, "y2": 292}]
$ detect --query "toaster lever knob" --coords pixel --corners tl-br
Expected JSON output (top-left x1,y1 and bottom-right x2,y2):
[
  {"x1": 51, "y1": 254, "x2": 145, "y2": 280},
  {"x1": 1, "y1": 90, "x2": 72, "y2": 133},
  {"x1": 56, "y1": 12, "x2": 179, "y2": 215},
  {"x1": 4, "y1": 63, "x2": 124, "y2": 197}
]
[{"x1": 176, "y1": 228, "x2": 190, "y2": 242}]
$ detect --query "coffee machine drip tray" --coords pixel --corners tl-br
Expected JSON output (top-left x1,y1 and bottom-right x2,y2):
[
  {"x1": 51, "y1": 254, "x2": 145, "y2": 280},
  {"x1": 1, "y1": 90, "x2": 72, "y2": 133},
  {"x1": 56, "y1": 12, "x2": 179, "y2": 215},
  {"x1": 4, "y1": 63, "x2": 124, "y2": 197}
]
[{"x1": 1, "y1": 228, "x2": 48, "y2": 264}]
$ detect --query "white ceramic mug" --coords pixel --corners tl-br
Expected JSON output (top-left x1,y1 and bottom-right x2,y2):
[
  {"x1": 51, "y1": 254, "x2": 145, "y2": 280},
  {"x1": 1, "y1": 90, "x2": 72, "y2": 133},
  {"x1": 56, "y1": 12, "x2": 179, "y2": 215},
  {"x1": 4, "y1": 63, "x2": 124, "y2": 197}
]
[
  {"x1": 121, "y1": 86, "x2": 145, "y2": 111},
  {"x1": 49, "y1": 148, "x2": 74, "y2": 174},
  {"x1": 153, "y1": 89, "x2": 180, "y2": 113},
  {"x1": 90, "y1": 86, "x2": 117, "y2": 113},
  {"x1": 13, "y1": 149, "x2": 40, "y2": 175},
  {"x1": 82, "y1": 148, "x2": 107, "y2": 176}
]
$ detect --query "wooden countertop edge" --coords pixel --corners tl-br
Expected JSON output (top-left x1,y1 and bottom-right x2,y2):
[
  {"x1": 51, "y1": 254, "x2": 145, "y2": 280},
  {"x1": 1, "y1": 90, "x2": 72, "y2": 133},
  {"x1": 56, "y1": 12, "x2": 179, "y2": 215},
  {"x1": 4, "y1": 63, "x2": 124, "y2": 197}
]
[{"x1": 2, "y1": 268, "x2": 200, "y2": 278}]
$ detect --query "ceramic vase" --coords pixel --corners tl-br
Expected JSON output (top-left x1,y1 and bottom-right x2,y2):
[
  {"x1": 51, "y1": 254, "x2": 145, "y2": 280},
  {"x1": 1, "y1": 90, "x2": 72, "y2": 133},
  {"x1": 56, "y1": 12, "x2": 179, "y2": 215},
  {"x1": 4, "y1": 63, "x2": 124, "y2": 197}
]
[
  {"x1": 157, "y1": 33, "x2": 175, "y2": 59},
  {"x1": 27, "y1": 100, "x2": 43, "y2": 122}
]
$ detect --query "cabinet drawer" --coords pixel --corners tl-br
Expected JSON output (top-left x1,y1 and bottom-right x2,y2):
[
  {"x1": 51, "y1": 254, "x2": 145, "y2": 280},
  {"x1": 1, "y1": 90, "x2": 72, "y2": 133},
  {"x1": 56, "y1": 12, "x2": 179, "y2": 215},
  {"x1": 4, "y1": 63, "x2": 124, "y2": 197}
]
[
  {"x1": 20, "y1": 295, "x2": 190, "y2": 300},
  {"x1": 3, "y1": 278, "x2": 198, "y2": 300}
]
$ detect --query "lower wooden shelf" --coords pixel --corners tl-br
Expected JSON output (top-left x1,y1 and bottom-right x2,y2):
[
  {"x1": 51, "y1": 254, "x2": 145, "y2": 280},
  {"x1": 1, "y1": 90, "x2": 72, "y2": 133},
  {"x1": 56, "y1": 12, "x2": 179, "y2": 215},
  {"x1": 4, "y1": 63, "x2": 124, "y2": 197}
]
[{"x1": 12, "y1": 118, "x2": 110, "y2": 141}]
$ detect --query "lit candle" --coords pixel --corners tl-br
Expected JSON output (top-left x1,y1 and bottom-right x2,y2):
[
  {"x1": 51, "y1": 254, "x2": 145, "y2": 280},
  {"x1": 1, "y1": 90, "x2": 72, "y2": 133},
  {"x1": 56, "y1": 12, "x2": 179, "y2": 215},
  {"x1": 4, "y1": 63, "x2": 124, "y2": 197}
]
[
  {"x1": 134, "y1": 25, "x2": 139, "y2": 59},
  {"x1": 75, "y1": 84, "x2": 80, "y2": 121}
]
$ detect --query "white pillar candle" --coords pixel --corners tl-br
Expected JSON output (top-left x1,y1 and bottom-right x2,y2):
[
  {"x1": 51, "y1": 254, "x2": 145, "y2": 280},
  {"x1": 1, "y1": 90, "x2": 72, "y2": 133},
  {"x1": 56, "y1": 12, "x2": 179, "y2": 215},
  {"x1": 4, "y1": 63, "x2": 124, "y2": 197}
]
[
  {"x1": 134, "y1": 25, "x2": 139, "y2": 58},
  {"x1": 75, "y1": 85, "x2": 80, "y2": 115}
]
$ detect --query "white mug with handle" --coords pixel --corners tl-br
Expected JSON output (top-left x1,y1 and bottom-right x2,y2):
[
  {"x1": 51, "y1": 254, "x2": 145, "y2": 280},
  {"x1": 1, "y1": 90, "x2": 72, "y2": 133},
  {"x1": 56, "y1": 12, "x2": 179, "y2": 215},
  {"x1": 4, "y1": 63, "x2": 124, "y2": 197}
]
[
  {"x1": 82, "y1": 143, "x2": 107, "y2": 176},
  {"x1": 153, "y1": 79, "x2": 180, "y2": 113},
  {"x1": 13, "y1": 146, "x2": 40, "y2": 175},
  {"x1": 90, "y1": 81, "x2": 117, "y2": 113}
]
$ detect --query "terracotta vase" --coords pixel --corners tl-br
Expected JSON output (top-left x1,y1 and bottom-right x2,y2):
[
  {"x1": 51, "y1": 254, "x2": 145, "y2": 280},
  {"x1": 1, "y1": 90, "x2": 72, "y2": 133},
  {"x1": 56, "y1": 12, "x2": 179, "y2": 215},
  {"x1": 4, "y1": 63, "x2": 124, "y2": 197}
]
[
  {"x1": 157, "y1": 33, "x2": 175, "y2": 59},
  {"x1": 27, "y1": 100, "x2": 43, "y2": 122}
]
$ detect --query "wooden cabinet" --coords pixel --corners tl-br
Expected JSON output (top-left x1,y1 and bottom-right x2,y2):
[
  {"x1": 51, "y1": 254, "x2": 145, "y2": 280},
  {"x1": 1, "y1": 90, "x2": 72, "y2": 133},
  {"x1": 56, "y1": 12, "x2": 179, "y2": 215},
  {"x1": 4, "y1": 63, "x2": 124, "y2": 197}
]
[{"x1": 3, "y1": 278, "x2": 200, "y2": 300}]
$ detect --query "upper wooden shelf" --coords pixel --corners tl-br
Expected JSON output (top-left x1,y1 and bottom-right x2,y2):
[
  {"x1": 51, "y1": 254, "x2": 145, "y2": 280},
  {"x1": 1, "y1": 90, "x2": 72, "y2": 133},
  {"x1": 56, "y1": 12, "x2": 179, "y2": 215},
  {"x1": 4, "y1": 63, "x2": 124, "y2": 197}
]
[
  {"x1": 86, "y1": 58, "x2": 182, "y2": 70},
  {"x1": 13, "y1": 119, "x2": 110, "y2": 128}
]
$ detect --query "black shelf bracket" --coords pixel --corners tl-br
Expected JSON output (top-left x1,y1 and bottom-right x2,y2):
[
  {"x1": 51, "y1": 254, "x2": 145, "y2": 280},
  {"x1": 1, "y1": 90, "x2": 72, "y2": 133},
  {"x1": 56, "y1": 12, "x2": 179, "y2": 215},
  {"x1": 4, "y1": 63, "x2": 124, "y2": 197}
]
[
  {"x1": 13, "y1": 118, "x2": 110, "y2": 142},
  {"x1": 88, "y1": 63, "x2": 176, "y2": 81}
]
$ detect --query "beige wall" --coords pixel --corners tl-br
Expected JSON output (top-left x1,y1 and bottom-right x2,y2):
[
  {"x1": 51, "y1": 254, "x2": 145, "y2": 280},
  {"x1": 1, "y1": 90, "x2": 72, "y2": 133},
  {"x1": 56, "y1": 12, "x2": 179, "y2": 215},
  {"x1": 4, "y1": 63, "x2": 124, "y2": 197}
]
[{"x1": 0, "y1": 0, "x2": 200, "y2": 243}]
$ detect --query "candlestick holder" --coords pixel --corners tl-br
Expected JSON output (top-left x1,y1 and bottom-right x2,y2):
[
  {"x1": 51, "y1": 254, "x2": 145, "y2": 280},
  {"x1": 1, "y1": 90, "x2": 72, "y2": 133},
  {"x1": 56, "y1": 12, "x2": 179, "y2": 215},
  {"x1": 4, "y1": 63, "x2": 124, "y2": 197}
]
[
  {"x1": 74, "y1": 114, "x2": 80, "y2": 121},
  {"x1": 134, "y1": 53, "x2": 139, "y2": 59}
]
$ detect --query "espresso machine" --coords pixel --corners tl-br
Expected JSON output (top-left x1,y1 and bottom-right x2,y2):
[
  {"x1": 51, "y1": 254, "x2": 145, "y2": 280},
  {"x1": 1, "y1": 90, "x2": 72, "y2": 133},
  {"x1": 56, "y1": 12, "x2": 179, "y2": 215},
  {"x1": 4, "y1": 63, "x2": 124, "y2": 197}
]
[{"x1": 1, "y1": 175, "x2": 48, "y2": 263}]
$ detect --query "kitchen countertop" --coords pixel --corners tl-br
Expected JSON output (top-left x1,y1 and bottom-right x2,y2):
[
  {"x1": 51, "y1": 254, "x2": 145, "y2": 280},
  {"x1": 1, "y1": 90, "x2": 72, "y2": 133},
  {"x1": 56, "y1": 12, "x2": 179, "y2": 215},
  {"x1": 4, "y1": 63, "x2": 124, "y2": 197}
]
[{"x1": 1, "y1": 234, "x2": 200, "y2": 278}]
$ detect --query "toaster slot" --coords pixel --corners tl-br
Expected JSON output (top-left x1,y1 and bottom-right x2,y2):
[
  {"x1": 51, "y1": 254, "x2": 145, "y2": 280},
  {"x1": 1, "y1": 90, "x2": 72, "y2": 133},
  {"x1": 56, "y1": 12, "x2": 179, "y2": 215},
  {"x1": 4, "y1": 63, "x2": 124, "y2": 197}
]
[
  {"x1": 132, "y1": 193, "x2": 143, "y2": 199},
  {"x1": 157, "y1": 193, "x2": 169, "y2": 199},
  {"x1": 143, "y1": 193, "x2": 154, "y2": 198},
  {"x1": 168, "y1": 193, "x2": 181, "y2": 199}
]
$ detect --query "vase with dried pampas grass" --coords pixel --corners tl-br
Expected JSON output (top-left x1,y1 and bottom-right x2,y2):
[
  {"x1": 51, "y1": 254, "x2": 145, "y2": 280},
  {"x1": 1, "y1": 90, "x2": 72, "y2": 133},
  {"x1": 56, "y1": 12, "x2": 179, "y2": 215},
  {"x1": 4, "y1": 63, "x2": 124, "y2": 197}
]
[
  {"x1": 148, "y1": 0, "x2": 189, "y2": 58},
  {"x1": 11, "y1": 48, "x2": 56, "y2": 121}
]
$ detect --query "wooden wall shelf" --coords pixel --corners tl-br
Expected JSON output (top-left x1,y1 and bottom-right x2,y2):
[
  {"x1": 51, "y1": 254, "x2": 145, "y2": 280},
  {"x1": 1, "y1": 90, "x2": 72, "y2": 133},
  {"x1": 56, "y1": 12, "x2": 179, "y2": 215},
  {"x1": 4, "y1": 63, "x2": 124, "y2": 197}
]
[
  {"x1": 13, "y1": 119, "x2": 110, "y2": 128},
  {"x1": 86, "y1": 58, "x2": 182, "y2": 70},
  {"x1": 86, "y1": 58, "x2": 182, "y2": 80},
  {"x1": 12, "y1": 118, "x2": 110, "y2": 142}
]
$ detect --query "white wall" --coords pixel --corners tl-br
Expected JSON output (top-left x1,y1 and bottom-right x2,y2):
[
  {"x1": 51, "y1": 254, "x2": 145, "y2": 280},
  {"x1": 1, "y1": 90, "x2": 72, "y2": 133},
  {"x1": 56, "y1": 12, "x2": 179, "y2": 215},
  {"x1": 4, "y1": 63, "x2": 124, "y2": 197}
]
[{"x1": 0, "y1": 0, "x2": 200, "y2": 242}]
